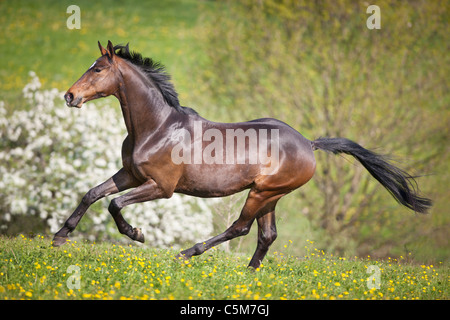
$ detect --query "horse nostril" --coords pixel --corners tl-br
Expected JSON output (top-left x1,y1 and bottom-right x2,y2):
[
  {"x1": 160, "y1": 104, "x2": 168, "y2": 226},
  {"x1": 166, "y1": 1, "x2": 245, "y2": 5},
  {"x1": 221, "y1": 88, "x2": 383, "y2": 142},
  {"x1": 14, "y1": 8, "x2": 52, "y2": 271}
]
[{"x1": 64, "y1": 92, "x2": 74, "y2": 104}]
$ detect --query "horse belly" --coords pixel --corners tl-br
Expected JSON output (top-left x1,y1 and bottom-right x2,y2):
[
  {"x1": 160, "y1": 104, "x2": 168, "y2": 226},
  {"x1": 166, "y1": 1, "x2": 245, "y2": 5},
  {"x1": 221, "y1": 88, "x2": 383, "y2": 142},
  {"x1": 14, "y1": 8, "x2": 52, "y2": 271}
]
[{"x1": 175, "y1": 164, "x2": 258, "y2": 198}]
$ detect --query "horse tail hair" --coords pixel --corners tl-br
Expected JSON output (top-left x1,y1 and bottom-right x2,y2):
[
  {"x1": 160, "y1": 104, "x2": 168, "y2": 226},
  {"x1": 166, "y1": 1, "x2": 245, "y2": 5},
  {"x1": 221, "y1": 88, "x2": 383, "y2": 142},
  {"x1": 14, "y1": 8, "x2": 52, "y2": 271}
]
[{"x1": 311, "y1": 137, "x2": 432, "y2": 214}]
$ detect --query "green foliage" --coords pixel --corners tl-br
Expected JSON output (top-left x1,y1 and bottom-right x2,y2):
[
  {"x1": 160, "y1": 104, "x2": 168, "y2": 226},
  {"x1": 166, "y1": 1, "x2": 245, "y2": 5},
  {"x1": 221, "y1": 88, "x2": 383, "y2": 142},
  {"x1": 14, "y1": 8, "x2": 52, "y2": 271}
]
[
  {"x1": 193, "y1": 0, "x2": 449, "y2": 261},
  {"x1": 0, "y1": 0, "x2": 201, "y2": 101}
]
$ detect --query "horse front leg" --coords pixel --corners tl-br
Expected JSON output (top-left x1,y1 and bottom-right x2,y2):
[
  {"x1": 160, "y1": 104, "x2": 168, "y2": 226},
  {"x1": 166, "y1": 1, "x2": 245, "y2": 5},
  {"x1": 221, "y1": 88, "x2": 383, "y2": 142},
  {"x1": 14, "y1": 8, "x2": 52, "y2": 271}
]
[
  {"x1": 107, "y1": 179, "x2": 167, "y2": 243},
  {"x1": 52, "y1": 168, "x2": 139, "y2": 246}
]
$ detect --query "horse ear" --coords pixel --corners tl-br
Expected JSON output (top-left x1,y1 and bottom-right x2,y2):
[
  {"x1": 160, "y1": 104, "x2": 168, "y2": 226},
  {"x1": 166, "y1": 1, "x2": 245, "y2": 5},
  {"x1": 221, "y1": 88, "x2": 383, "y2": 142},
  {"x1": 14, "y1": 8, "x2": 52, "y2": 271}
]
[
  {"x1": 107, "y1": 40, "x2": 115, "y2": 57},
  {"x1": 98, "y1": 41, "x2": 108, "y2": 56}
]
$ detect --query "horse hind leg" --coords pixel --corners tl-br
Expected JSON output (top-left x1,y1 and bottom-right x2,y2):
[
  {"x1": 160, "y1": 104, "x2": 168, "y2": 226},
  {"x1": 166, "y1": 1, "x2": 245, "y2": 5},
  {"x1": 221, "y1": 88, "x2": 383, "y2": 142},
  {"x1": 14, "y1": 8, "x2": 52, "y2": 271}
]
[
  {"x1": 175, "y1": 210, "x2": 254, "y2": 261},
  {"x1": 248, "y1": 204, "x2": 278, "y2": 269},
  {"x1": 176, "y1": 189, "x2": 280, "y2": 265}
]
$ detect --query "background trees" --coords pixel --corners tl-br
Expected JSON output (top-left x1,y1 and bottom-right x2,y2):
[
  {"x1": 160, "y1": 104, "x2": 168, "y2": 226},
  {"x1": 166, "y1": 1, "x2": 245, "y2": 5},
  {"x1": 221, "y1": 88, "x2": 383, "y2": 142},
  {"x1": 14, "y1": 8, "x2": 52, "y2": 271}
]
[{"x1": 191, "y1": 0, "x2": 448, "y2": 261}]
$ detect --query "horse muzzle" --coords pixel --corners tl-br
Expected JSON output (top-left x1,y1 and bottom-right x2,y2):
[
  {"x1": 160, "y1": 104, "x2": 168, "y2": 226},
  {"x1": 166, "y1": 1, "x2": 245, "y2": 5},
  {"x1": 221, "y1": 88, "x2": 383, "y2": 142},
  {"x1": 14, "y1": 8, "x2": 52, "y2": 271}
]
[{"x1": 64, "y1": 92, "x2": 82, "y2": 108}]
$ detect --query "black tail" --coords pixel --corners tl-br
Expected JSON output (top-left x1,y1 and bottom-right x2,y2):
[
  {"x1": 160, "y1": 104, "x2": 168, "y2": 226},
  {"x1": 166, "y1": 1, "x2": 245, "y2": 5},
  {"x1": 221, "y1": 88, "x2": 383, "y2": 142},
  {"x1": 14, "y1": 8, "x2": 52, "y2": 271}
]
[{"x1": 312, "y1": 137, "x2": 432, "y2": 214}]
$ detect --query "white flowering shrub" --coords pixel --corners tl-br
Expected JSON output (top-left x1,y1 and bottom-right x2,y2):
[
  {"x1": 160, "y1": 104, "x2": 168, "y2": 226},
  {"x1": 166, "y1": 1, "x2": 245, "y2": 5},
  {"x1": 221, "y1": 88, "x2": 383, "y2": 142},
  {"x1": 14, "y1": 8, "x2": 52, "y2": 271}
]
[{"x1": 0, "y1": 72, "x2": 214, "y2": 248}]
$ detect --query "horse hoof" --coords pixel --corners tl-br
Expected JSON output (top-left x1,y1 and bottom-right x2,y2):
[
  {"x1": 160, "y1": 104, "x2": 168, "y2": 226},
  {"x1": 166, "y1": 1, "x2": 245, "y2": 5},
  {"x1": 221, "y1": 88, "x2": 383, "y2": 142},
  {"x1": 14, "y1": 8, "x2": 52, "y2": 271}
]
[
  {"x1": 175, "y1": 252, "x2": 185, "y2": 260},
  {"x1": 133, "y1": 228, "x2": 145, "y2": 243},
  {"x1": 175, "y1": 249, "x2": 193, "y2": 261},
  {"x1": 52, "y1": 236, "x2": 69, "y2": 247},
  {"x1": 174, "y1": 252, "x2": 189, "y2": 263}
]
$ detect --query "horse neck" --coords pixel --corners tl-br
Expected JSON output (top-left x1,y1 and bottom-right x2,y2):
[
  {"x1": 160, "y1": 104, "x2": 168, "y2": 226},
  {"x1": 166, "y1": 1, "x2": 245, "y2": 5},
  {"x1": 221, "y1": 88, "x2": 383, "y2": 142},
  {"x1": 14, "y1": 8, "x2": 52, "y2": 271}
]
[{"x1": 115, "y1": 63, "x2": 173, "y2": 143}]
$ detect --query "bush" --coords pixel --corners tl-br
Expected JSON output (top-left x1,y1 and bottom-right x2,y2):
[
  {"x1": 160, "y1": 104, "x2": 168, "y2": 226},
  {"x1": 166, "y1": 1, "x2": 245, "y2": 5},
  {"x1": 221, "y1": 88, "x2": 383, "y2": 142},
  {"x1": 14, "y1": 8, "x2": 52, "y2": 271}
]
[{"x1": 0, "y1": 72, "x2": 213, "y2": 248}]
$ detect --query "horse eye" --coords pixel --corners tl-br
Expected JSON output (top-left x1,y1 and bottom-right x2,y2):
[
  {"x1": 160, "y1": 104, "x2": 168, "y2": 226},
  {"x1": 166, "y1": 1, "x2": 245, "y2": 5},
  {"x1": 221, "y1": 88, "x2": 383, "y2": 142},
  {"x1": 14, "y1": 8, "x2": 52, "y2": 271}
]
[{"x1": 94, "y1": 68, "x2": 102, "y2": 73}]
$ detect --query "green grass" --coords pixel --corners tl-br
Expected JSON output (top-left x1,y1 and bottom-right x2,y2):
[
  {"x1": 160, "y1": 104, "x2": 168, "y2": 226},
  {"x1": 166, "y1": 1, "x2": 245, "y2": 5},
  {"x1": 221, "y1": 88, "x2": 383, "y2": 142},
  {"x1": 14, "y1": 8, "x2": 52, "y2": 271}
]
[
  {"x1": 0, "y1": 235, "x2": 447, "y2": 300},
  {"x1": 0, "y1": 0, "x2": 206, "y2": 103}
]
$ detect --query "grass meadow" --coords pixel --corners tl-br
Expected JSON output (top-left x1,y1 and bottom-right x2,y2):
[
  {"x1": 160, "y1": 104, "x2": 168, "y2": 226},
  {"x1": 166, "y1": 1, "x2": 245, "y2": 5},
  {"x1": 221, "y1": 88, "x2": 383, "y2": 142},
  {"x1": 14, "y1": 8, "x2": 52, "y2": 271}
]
[
  {"x1": 0, "y1": 0, "x2": 205, "y2": 104},
  {"x1": 0, "y1": 235, "x2": 447, "y2": 300}
]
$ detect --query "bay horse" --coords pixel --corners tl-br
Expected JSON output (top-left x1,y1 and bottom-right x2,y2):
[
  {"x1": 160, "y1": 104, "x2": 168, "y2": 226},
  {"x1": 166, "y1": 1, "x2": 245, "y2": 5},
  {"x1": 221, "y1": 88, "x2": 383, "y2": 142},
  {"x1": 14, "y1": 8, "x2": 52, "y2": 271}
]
[{"x1": 53, "y1": 41, "x2": 432, "y2": 269}]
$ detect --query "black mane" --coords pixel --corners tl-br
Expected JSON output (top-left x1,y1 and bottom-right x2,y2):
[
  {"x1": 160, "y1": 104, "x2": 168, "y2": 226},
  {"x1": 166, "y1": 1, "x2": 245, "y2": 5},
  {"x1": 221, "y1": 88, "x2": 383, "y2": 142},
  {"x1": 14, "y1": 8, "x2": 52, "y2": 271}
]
[{"x1": 114, "y1": 44, "x2": 197, "y2": 115}]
